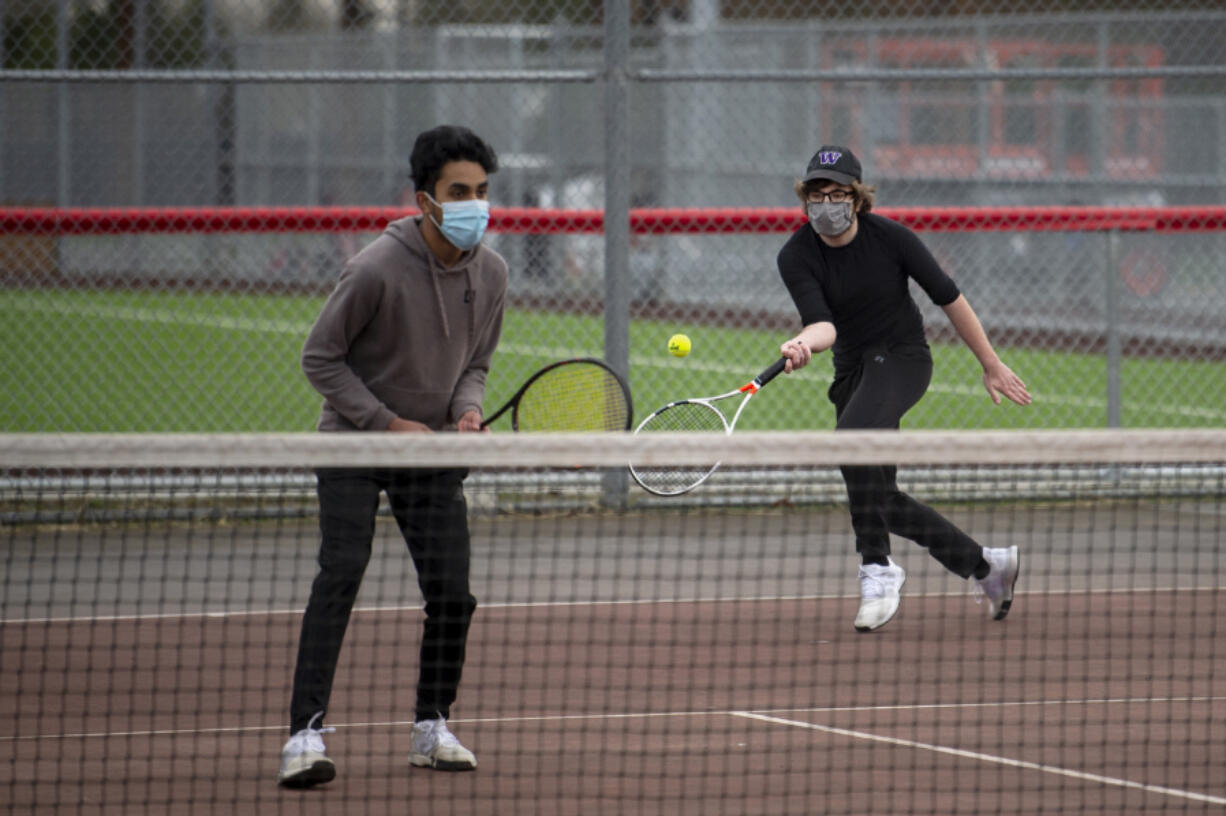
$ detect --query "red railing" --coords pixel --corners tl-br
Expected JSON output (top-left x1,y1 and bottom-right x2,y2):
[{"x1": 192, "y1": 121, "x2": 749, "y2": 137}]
[{"x1": 3, "y1": 205, "x2": 1225, "y2": 236}]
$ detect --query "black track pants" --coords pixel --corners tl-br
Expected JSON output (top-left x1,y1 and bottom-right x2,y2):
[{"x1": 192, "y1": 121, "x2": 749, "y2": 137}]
[
  {"x1": 289, "y1": 467, "x2": 476, "y2": 735},
  {"x1": 829, "y1": 344, "x2": 982, "y2": 578}
]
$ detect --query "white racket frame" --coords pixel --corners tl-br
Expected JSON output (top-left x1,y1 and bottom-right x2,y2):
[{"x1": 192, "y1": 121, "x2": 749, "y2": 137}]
[{"x1": 628, "y1": 358, "x2": 787, "y2": 496}]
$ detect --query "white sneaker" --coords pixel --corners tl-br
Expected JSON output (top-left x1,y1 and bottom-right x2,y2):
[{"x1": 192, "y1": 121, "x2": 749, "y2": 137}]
[
  {"x1": 277, "y1": 712, "x2": 336, "y2": 788},
  {"x1": 975, "y1": 546, "x2": 1020, "y2": 620},
  {"x1": 409, "y1": 717, "x2": 477, "y2": 771},
  {"x1": 854, "y1": 558, "x2": 906, "y2": 632}
]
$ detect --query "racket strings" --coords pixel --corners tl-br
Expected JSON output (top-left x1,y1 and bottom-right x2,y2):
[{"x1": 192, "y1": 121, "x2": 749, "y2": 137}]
[
  {"x1": 514, "y1": 364, "x2": 631, "y2": 432},
  {"x1": 640, "y1": 401, "x2": 726, "y2": 433},
  {"x1": 629, "y1": 402, "x2": 726, "y2": 495}
]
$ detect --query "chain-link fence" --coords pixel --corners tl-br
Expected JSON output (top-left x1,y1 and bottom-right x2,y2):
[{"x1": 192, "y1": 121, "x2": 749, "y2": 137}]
[{"x1": 2, "y1": 1, "x2": 1225, "y2": 432}]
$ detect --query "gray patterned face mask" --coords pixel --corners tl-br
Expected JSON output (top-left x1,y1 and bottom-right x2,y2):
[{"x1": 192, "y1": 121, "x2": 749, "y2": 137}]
[{"x1": 808, "y1": 200, "x2": 854, "y2": 237}]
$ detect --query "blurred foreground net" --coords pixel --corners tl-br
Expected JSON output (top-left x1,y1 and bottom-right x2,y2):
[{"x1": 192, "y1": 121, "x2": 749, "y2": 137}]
[{"x1": 3, "y1": 430, "x2": 1225, "y2": 815}]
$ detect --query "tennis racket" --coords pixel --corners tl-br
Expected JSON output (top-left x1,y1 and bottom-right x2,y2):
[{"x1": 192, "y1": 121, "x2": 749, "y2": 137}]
[
  {"x1": 628, "y1": 357, "x2": 788, "y2": 496},
  {"x1": 481, "y1": 358, "x2": 633, "y2": 431}
]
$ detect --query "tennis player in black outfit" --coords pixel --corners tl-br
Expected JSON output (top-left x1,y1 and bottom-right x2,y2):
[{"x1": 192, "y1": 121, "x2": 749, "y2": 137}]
[{"x1": 776, "y1": 145, "x2": 1031, "y2": 633}]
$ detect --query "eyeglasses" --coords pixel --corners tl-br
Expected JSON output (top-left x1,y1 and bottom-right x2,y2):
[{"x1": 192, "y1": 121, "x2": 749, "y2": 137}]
[{"x1": 807, "y1": 189, "x2": 852, "y2": 204}]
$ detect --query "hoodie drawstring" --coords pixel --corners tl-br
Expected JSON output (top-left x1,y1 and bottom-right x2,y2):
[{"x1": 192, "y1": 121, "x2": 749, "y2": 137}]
[
  {"x1": 428, "y1": 254, "x2": 450, "y2": 340},
  {"x1": 464, "y1": 265, "x2": 476, "y2": 348}
]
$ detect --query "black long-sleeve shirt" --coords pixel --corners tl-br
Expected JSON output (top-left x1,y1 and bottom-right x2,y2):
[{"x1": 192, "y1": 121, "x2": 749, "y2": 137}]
[{"x1": 777, "y1": 212, "x2": 960, "y2": 375}]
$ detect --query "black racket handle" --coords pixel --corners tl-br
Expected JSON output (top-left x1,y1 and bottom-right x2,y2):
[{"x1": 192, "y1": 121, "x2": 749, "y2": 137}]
[{"x1": 754, "y1": 357, "x2": 789, "y2": 389}]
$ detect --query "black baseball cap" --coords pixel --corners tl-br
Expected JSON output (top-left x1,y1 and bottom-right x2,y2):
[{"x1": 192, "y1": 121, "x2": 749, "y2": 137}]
[{"x1": 803, "y1": 145, "x2": 862, "y2": 186}]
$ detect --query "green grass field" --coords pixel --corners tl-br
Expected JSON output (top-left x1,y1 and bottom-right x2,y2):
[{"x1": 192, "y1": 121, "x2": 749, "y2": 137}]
[{"x1": 3, "y1": 289, "x2": 1224, "y2": 432}]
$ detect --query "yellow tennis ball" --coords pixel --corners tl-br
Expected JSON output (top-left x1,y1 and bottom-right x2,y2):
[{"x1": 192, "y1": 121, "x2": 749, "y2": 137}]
[{"x1": 667, "y1": 333, "x2": 692, "y2": 358}]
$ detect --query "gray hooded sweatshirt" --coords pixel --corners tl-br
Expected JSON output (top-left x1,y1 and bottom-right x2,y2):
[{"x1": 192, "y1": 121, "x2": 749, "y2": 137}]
[{"x1": 301, "y1": 216, "x2": 507, "y2": 432}]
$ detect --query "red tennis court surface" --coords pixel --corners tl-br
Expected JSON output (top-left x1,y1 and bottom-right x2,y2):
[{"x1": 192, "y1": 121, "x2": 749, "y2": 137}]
[{"x1": 4, "y1": 589, "x2": 1224, "y2": 815}]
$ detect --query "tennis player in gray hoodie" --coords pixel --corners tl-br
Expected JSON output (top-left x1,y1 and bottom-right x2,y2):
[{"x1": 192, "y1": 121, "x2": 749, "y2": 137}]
[{"x1": 278, "y1": 125, "x2": 506, "y2": 787}]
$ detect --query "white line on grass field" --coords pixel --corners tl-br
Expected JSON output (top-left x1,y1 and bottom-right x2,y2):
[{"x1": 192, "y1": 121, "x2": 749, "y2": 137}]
[
  {"x1": 731, "y1": 710, "x2": 1226, "y2": 807},
  {"x1": 7, "y1": 301, "x2": 309, "y2": 334},
  {"x1": 11, "y1": 300, "x2": 1226, "y2": 422}
]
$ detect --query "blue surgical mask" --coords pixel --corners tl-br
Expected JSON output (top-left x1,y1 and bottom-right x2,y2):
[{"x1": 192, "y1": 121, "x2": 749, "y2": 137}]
[{"x1": 425, "y1": 193, "x2": 490, "y2": 250}]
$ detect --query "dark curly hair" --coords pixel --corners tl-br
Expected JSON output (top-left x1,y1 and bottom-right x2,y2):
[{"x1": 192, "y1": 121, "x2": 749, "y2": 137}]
[{"x1": 410, "y1": 125, "x2": 499, "y2": 197}]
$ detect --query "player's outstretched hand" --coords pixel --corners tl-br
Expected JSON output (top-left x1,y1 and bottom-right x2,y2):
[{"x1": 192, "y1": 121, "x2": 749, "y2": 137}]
[
  {"x1": 982, "y1": 362, "x2": 1031, "y2": 407},
  {"x1": 780, "y1": 338, "x2": 811, "y2": 373}
]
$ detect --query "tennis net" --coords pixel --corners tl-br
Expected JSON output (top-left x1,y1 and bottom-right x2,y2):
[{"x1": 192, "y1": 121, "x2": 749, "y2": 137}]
[{"x1": 3, "y1": 430, "x2": 1225, "y2": 815}]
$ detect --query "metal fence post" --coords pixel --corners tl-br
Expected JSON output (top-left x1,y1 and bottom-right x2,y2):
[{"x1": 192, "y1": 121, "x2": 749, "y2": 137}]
[
  {"x1": 602, "y1": 0, "x2": 632, "y2": 507},
  {"x1": 1, "y1": 0, "x2": 6, "y2": 200},
  {"x1": 56, "y1": 0, "x2": 70, "y2": 206},
  {"x1": 1105, "y1": 229, "x2": 1122, "y2": 428},
  {"x1": 133, "y1": 0, "x2": 147, "y2": 204}
]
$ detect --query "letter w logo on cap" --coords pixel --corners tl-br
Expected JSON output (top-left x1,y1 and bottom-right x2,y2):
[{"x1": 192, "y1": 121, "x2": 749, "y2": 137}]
[{"x1": 819, "y1": 151, "x2": 842, "y2": 165}]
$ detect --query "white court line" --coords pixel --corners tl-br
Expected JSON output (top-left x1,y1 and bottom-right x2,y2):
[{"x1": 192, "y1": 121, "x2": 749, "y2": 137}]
[
  {"x1": 731, "y1": 709, "x2": 1226, "y2": 807},
  {"x1": 8, "y1": 694, "x2": 1224, "y2": 742},
  {"x1": 9, "y1": 300, "x2": 1226, "y2": 421},
  {"x1": 0, "y1": 710, "x2": 711, "y2": 743},
  {"x1": 4, "y1": 584, "x2": 1220, "y2": 626},
  {"x1": 4, "y1": 584, "x2": 1221, "y2": 627},
  {"x1": 8, "y1": 693, "x2": 1226, "y2": 811}
]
